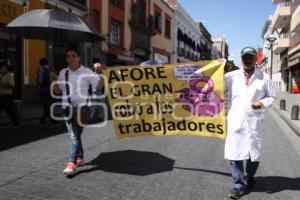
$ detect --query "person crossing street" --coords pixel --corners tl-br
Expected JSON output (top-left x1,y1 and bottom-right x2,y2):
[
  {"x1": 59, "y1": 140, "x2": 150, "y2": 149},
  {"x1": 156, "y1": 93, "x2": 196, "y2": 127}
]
[{"x1": 224, "y1": 47, "x2": 276, "y2": 199}]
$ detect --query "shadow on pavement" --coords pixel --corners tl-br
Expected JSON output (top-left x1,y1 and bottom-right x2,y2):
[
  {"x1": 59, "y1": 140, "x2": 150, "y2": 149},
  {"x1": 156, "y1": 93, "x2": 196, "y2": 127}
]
[
  {"x1": 74, "y1": 150, "x2": 175, "y2": 177},
  {"x1": 174, "y1": 166, "x2": 231, "y2": 177},
  {"x1": 247, "y1": 176, "x2": 300, "y2": 194},
  {"x1": 0, "y1": 122, "x2": 66, "y2": 151}
]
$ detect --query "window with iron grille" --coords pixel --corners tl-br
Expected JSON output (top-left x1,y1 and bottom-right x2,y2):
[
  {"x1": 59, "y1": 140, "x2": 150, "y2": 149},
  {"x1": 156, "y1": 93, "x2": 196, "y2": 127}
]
[
  {"x1": 110, "y1": 20, "x2": 121, "y2": 46},
  {"x1": 154, "y1": 11, "x2": 162, "y2": 32}
]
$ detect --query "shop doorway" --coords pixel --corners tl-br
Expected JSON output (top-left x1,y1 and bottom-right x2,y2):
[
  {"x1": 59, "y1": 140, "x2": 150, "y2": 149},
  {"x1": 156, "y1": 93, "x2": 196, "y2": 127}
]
[{"x1": 0, "y1": 27, "x2": 22, "y2": 99}]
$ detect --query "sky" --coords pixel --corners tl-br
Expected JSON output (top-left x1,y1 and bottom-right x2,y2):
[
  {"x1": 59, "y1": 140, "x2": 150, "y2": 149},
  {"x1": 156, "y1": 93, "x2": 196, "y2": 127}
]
[{"x1": 179, "y1": 0, "x2": 277, "y2": 66}]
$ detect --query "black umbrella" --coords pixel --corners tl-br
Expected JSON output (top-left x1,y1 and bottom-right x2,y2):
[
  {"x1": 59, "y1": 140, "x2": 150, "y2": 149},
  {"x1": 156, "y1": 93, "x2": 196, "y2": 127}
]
[{"x1": 2, "y1": 9, "x2": 104, "y2": 42}]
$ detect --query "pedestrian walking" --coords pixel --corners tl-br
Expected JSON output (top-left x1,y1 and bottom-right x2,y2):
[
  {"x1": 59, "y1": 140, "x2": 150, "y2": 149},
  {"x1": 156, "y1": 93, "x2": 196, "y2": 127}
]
[
  {"x1": 53, "y1": 48, "x2": 105, "y2": 176},
  {"x1": 224, "y1": 47, "x2": 276, "y2": 199},
  {"x1": 37, "y1": 58, "x2": 58, "y2": 126},
  {"x1": 0, "y1": 61, "x2": 19, "y2": 128}
]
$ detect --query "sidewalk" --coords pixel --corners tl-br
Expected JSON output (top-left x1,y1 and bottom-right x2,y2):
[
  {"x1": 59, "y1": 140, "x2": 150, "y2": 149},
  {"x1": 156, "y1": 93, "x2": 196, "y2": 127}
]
[
  {"x1": 272, "y1": 90, "x2": 300, "y2": 137},
  {"x1": 0, "y1": 103, "x2": 42, "y2": 127}
]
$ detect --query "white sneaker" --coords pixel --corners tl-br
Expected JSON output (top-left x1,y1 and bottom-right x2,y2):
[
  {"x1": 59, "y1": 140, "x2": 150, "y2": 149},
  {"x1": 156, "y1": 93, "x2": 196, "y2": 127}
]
[{"x1": 63, "y1": 162, "x2": 76, "y2": 176}]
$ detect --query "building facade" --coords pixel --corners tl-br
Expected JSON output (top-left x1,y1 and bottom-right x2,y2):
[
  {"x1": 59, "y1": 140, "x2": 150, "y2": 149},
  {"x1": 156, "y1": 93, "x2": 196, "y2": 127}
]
[
  {"x1": 271, "y1": 0, "x2": 290, "y2": 92},
  {"x1": 0, "y1": 0, "x2": 46, "y2": 102},
  {"x1": 167, "y1": 0, "x2": 201, "y2": 63},
  {"x1": 262, "y1": 0, "x2": 300, "y2": 93},
  {"x1": 288, "y1": 0, "x2": 300, "y2": 93},
  {"x1": 150, "y1": 0, "x2": 174, "y2": 64},
  {"x1": 197, "y1": 22, "x2": 213, "y2": 60},
  {"x1": 261, "y1": 15, "x2": 273, "y2": 76},
  {"x1": 212, "y1": 35, "x2": 229, "y2": 59},
  {"x1": 210, "y1": 45, "x2": 221, "y2": 59},
  {"x1": 129, "y1": 0, "x2": 154, "y2": 64},
  {"x1": 89, "y1": 0, "x2": 174, "y2": 66},
  {"x1": 0, "y1": 0, "x2": 93, "y2": 102}
]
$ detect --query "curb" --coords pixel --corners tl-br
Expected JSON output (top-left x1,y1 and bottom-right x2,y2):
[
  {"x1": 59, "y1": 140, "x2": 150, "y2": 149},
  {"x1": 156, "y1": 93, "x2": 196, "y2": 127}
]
[{"x1": 272, "y1": 106, "x2": 300, "y2": 137}]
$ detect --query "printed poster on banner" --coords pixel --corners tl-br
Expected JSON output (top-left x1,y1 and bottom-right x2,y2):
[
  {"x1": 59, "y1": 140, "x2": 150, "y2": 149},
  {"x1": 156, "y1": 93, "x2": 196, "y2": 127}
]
[{"x1": 103, "y1": 60, "x2": 226, "y2": 139}]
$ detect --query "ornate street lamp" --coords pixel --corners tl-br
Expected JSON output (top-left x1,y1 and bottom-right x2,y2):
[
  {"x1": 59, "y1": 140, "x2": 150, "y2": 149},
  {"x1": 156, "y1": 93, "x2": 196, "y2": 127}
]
[{"x1": 266, "y1": 34, "x2": 277, "y2": 80}]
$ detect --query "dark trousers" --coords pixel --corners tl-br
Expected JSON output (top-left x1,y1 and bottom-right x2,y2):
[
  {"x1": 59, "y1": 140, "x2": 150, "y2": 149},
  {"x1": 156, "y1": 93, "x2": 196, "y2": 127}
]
[
  {"x1": 39, "y1": 91, "x2": 55, "y2": 124},
  {"x1": 230, "y1": 159, "x2": 259, "y2": 190},
  {"x1": 0, "y1": 94, "x2": 19, "y2": 127}
]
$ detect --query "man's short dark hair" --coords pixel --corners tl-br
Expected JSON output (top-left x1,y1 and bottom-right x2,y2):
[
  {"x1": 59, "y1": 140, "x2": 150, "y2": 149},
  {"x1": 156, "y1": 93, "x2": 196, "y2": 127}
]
[
  {"x1": 66, "y1": 47, "x2": 80, "y2": 57},
  {"x1": 39, "y1": 58, "x2": 48, "y2": 66}
]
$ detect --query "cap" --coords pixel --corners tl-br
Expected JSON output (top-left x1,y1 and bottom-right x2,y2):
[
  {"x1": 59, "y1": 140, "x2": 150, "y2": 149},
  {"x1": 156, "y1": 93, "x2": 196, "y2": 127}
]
[{"x1": 241, "y1": 47, "x2": 257, "y2": 57}]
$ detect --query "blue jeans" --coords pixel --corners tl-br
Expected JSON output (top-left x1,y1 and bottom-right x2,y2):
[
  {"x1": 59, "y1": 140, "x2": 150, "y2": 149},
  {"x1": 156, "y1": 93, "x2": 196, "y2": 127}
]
[
  {"x1": 65, "y1": 120, "x2": 84, "y2": 164},
  {"x1": 230, "y1": 160, "x2": 259, "y2": 190}
]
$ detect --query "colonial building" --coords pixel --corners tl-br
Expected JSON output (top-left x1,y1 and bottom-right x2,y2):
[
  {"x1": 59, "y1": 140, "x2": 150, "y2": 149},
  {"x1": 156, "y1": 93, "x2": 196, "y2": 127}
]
[
  {"x1": 261, "y1": 0, "x2": 300, "y2": 93},
  {"x1": 150, "y1": 0, "x2": 174, "y2": 64},
  {"x1": 89, "y1": 0, "x2": 174, "y2": 66},
  {"x1": 197, "y1": 22, "x2": 213, "y2": 60},
  {"x1": 0, "y1": 0, "x2": 46, "y2": 102},
  {"x1": 167, "y1": 0, "x2": 201, "y2": 63},
  {"x1": 261, "y1": 15, "x2": 272, "y2": 75},
  {"x1": 211, "y1": 45, "x2": 222, "y2": 59},
  {"x1": 288, "y1": 0, "x2": 300, "y2": 93},
  {"x1": 212, "y1": 35, "x2": 229, "y2": 59},
  {"x1": 130, "y1": 0, "x2": 155, "y2": 64}
]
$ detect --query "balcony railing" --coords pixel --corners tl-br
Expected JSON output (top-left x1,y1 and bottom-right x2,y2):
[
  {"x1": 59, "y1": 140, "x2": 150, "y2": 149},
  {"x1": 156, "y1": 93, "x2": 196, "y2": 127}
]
[
  {"x1": 279, "y1": 33, "x2": 290, "y2": 39},
  {"x1": 271, "y1": 1, "x2": 291, "y2": 29},
  {"x1": 129, "y1": 13, "x2": 155, "y2": 36},
  {"x1": 272, "y1": 0, "x2": 290, "y2": 4},
  {"x1": 280, "y1": 1, "x2": 290, "y2": 7},
  {"x1": 60, "y1": 0, "x2": 87, "y2": 10},
  {"x1": 273, "y1": 33, "x2": 290, "y2": 53}
]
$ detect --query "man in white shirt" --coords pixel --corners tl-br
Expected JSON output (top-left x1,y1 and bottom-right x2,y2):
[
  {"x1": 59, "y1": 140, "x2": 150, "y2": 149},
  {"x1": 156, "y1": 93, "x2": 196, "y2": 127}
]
[
  {"x1": 224, "y1": 47, "x2": 276, "y2": 199},
  {"x1": 54, "y1": 48, "x2": 104, "y2": 176}
]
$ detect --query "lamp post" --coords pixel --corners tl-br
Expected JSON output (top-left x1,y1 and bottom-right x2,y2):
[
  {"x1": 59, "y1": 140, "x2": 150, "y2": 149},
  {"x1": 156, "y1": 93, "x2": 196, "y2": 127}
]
[{"x1": 266, "y1": 34, "x2": 277, "y2": 80}]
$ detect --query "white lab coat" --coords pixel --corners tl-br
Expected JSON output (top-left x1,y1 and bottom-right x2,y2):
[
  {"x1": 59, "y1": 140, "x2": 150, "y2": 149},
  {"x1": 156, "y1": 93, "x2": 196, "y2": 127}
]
[{"x1": 224, "y1": 68, "x2": 276, "y2": 161}]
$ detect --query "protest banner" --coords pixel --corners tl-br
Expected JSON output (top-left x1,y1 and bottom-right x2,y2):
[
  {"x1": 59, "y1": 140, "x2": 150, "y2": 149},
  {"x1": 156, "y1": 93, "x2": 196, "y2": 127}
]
[{"x1": 103, "y1": 60, "x2": 226, "y2": 139}]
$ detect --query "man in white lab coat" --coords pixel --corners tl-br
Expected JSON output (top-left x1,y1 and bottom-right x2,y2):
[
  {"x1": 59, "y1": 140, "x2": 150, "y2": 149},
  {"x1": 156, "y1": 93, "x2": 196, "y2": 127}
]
[{"x1": 224, "y1": 47, "x2": 276, "y2": 199}]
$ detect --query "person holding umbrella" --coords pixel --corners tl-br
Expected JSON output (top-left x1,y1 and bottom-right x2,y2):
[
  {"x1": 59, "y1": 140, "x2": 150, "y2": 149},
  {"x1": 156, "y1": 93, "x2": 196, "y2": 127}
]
[{"x1": 53, "y1": 48, "x2": 105, "y2": 176}]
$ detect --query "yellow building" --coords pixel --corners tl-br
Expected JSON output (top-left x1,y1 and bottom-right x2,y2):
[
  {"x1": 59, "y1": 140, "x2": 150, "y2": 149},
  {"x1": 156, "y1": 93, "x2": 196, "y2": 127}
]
[
  {"x1": 149, "y1": 0, "x2": 174, "y2": 64},
  {"x1": 0, "y1": 0, "x2": 45, "y2": 100},
  {"x1": 89, "y1": 0, "x2": 174, "y2": 66},
  {"x1": 99, "y1": 0, "x2": 135, "y2": 66}
]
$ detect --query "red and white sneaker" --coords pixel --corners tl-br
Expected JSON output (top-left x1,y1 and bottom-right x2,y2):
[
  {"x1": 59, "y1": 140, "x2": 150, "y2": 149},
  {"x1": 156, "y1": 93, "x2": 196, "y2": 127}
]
[
  {"x1": 63, "y1": 162, "x2": 76, "y2": 176},
  {"x1": 76, "y1": 158, "x2": 84, "y2": 167}
]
